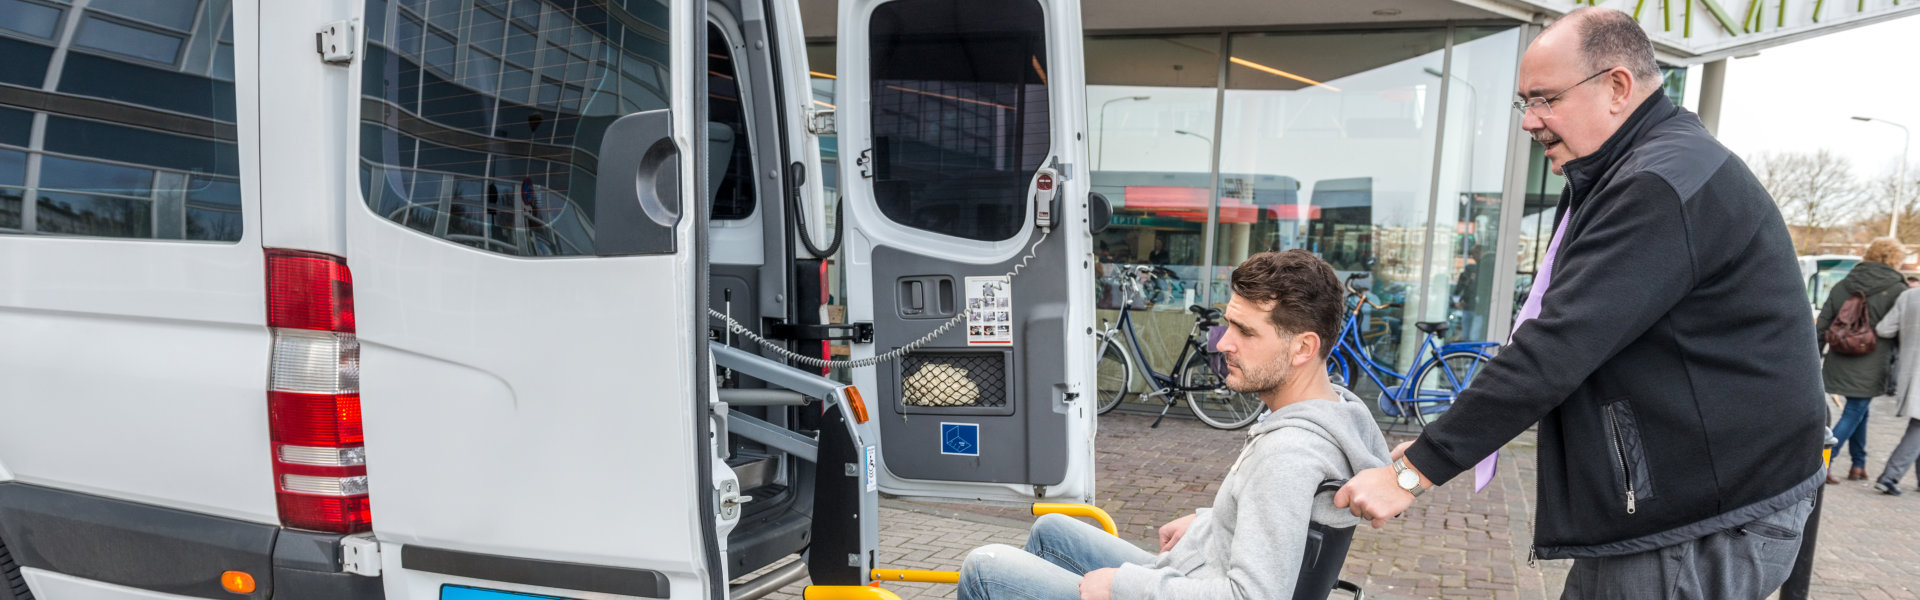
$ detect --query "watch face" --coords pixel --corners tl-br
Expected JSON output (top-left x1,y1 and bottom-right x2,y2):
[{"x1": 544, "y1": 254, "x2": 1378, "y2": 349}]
[{"x1": 1398, "y1": 469, "x2": 1419, "y2": 489}]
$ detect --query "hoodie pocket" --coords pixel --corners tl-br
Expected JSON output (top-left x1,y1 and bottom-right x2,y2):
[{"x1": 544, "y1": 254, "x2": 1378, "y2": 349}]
[{"x1": 1603, "y1": 397, "x2": 1657, "y2": 514}]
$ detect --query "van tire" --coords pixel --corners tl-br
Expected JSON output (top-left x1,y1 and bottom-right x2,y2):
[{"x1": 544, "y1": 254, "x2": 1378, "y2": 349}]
[{"x1": 0, "y1": 532, "x2": 30, "y2": 600}]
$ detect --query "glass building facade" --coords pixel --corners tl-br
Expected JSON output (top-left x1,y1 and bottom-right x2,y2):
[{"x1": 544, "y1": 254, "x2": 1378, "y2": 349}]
[{"x1": 1085, "y1": 25, "x2": 1527, "y2": 376}]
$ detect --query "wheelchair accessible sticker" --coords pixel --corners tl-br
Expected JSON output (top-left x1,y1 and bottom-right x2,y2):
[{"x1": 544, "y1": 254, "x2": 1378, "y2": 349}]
[
  {"x1": 966, "y1": 276, "x2": 1012, "y2": 346},
  {"x1": 940, "y1": 422, "x2": 980, "y2": 456}
]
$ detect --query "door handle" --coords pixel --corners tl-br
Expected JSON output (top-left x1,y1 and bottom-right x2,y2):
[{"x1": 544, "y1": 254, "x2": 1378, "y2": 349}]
[{"x1": 594, "y1": 108, "x2": 680, "y2": 256}]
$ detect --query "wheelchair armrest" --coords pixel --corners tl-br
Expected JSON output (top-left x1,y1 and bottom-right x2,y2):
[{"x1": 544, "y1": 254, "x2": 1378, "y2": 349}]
[{"x1": 1031, "y1": 503, "x2": 1119, "y2": 537}]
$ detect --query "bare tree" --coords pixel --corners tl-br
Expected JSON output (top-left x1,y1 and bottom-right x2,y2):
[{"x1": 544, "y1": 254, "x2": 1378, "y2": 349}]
[
  {"x1": 1750, "y1": 150, "x2": 1862, "y2": 254},
  {"x1": 1851, "y1": 164, "x2": 1920, "y2": 245}
]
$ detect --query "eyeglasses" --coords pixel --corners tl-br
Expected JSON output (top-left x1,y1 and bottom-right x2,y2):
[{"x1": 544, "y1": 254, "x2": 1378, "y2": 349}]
[{"x1": 1511, "y1": 68, "x2": 1613, "y2": 117}]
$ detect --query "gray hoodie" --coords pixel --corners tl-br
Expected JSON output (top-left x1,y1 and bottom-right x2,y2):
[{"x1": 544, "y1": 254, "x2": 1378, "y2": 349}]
[{"x1": 1110, "y1": 386, "x2": 1391, "y2": 600}]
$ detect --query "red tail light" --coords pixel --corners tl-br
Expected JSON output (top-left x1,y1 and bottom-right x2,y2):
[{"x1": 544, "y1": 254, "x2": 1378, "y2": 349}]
[{"x1": 266, "y1": 249, "x2": 371, "y2": 534}]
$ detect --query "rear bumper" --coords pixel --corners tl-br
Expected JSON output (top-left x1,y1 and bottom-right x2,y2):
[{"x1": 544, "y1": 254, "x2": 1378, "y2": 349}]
[{"x1": 0, "y1": 482, "x2": 383, "y2": 600}]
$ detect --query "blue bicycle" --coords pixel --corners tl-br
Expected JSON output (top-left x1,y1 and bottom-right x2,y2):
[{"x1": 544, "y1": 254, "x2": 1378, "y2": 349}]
[
  {"x1": 1328, "y1": 273, "x2": 1497, "y2": 427},
  {"x1": 1094, "y1": 266, "x2": 1264, "y2": 430}
]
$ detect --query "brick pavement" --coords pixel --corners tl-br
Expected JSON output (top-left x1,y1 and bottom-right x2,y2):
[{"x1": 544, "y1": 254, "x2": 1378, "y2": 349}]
[{"x1": 745, "y1": 399, "x2": 1920, "y2": 599}]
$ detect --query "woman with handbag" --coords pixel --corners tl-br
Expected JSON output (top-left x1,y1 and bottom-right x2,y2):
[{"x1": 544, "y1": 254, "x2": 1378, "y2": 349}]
[{"x1": 1817, "y1": 237, "x2": 1908, "y2": 483}]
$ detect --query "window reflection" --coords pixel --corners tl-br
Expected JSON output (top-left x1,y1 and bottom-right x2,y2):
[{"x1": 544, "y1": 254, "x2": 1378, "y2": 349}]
[
  {"x1": 866, "y1": 0, "x2": 1051, "y2": 243},
  {"x1": 1086, "y1": 35, "x2": 1222, "y2": 313},
  {"x1": 1211, "y1": 30, "x2": 1450, "y2": 368},
  {"x1": 358, "y1": 0, "x2": 672, "y2": 257},
  {"x1": 0, "y1": 0, "x2": 241, "y2": 242}
]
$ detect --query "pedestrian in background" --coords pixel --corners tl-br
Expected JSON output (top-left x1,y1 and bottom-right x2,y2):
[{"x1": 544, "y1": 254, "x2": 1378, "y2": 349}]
[
  {"x1": 1873, "y1": 270, "x2": 1920, "y2": 496},
  {"x1": 1816, "y1": 237, "x2": 1907, "y2": 483}
]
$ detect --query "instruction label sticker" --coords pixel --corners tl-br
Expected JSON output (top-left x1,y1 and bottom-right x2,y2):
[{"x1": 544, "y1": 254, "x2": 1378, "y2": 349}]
[
  {"x1": 864, "y1": 445, "x2": 878, "y2": 493},
  {"x1": 940, "y1": 423, "x2": 980, "y2": 456},
  {"x1": 965, "y1": 275, "x2": 1013, "y2": 346}
]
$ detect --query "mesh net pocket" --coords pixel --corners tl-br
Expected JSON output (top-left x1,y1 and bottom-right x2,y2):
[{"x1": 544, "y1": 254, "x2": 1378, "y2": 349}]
[{"x1": 901, "y1": 353, "x2": 1008, "y2": 408}]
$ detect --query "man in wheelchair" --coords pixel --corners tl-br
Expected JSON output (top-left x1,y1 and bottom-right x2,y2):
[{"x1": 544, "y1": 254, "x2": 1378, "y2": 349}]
[{"x1": 958, "y1": 250, "x2": 1392, "y2": 600}]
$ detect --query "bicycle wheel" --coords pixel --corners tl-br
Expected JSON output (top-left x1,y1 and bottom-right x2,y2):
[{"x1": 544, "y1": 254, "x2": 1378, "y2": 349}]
[
  {"x1": 1326, "y1": 350, "x2": 1351, "y2": 388},
  {"x1": 1096, "y1": 338, "x2": 1133, "y2": 415},
  {"x1": 1406, "y1": 350, "x2": 1490, "y2": 420},
  {"x1": 1178, "y1": 350, "x2": 1263, "y2": 430}
]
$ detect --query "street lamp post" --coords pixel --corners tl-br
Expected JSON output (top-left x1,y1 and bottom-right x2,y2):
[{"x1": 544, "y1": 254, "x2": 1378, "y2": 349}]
[
  {"x1": 1172, "y1": 129, "x2": 1213, "y2": 155},
  {"x1": 1854, "y1": 116, "x2": 1912, "y2": 239},
  {"x1": 1098, "y1": 95, "x2": 1150, "y2": 170}
]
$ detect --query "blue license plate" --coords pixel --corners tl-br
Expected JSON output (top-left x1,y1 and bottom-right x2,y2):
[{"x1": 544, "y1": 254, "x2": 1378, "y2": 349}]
[{"x1": 442, "y1": 585, "x2": 577, "y2": 600}]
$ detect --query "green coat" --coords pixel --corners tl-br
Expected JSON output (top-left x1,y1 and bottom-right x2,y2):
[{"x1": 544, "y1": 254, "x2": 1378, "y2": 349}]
[{"x1": 1818, "y1": 261, "x2": 1906, "y2": 397}]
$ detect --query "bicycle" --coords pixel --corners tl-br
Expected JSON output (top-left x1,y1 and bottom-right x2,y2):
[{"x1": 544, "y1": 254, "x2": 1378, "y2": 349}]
[
  {"x1": 1093, "y1": 265, "x2": 1264, "y2": 430},
  {"x1": 1328, "y1": 273, "x2": 1497, "y2": 428}
]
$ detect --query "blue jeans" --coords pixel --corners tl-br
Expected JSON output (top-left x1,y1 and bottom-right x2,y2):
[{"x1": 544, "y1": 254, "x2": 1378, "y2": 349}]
[
  {"x1": 1832, "y1": 396, "x2": 1873, "y2": 469},
  {"x1": 958, "y1": 513, "x2": 1157, "y2": 600}
]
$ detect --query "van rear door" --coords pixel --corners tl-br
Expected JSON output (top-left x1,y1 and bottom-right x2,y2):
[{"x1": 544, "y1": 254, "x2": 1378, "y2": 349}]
[
  {"x1": 835, "y1": 0, "x2": 1097, "y2": 504},
  {"x1": 347, "y1": 0, "x2": 716, "y2": 598}
]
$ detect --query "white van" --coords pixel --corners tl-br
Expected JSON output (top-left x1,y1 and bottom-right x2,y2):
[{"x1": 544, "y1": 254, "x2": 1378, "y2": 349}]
[
  {"x1": 1799, "y1": 254, "x2": 1861, "y2": 316},
  {"x1": 0, "y1": 0, "x2": 1099, "y2": 597}
]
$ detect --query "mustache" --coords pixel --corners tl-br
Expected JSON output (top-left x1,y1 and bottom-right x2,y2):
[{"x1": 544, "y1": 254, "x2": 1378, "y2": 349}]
[{"x1": 1532, "y1": 130, "x2": 1561, "y2": 145}]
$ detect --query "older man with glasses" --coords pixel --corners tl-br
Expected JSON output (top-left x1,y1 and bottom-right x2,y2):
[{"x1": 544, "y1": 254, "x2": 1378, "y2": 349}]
[{"x1": 1335, "y1": 7, "x2": 1826, "y2": 599}]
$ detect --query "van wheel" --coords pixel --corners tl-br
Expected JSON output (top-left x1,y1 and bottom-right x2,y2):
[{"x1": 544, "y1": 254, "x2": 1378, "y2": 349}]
[{"x1": 0, "y1": 532, "x2": 30, "y2": 600}]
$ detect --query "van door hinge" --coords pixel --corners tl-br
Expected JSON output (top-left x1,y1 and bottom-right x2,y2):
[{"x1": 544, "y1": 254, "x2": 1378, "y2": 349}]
[
  {"x1": 340, "y1": 534, "x2": 381, "y2": 576},
  {"x1": 317, "y1": 19, "x2": 359, "y2": 65},
  {"x1": 856, "y1": 149, "x2": 873, "y2": 179},
  {"x1": 806, "y1": 108, "x2": 836, "y2": 135}
]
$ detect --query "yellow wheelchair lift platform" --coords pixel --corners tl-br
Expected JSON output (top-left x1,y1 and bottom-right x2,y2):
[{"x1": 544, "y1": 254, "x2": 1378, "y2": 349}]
[{"x1": 804, "y1": 504, "x2": 1118, "y2": 596}]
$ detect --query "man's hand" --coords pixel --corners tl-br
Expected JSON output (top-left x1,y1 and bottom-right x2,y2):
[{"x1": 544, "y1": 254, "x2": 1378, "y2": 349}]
[
  {"x1": 1157, "y1": 514, "x2": 1198, "y2": 552},
  {"x1": 1078, "y1": 567, "x2": 1118, "y2": 600},
  {"x1": 1333, "y1": 465, "x2": 1414, "y2": 529}
]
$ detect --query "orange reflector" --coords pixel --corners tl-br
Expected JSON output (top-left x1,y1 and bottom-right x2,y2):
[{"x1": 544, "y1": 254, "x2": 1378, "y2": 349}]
[
  {"x1": 845, "y1": 386, "x2": 870, "y2": 424},
  {"x1": 221, "y1": 571, "x2": 256, "y2": 594}
]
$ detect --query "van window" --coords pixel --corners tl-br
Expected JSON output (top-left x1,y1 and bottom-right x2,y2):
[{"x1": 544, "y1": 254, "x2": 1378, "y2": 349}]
[
  {"x1": 866, "y1": 0, "x2": 1050, "y2": 242},
  {"x1": 360, "y1": 0, "x2": 672, "y2": 257},
  {"x1": 708, "y1": 23, "x2": 755, "y2": 221},
  {"x1": 0, "y1": 0, "x2": 240, "y2": 241}
]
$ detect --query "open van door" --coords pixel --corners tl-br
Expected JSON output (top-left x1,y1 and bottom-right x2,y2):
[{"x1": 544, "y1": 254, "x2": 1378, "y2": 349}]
[
  {"x1": 345, "y1": 0, "x2": 721, "y2": 598},
  {"x1": 836, "y1": 0, "x2": 1097, "y2": 504}
]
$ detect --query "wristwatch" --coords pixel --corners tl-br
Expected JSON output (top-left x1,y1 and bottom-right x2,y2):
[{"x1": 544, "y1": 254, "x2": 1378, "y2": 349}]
[{"x1": 1393, "y1": 458, "x2": 1428, "y2": 498}]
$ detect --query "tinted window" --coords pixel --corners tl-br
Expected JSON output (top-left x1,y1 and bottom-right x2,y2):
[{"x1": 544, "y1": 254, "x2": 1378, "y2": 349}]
[
  {"x1": 0, "y1": 108, "x2": 28, "y2": 147},
  {"x1": 867, "y1": 0, "x2": 1050, "y2": 242},
  {"x1": 360, "y1": 0, "x2": 671, "y2": 257},
  {"x1": 0, "y1": 149, "x2": 21, "y2": 230},
  {"x1": 0, "y1": 0, "x2": 63, "y2": 39},
  {"x1": 0, "y1": 0, "x2": 241, "y2": 242},
  {"x1": 74, "y1": 15, "x2": 186, "y2": 65},
  {"x1": 707, "y1": 23, "x2": 754, "y2": 221}
]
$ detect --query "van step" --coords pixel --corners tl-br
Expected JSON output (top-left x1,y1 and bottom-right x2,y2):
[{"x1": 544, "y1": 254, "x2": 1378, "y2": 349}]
[{"x1": 728, "y1": 454, "x2": 778, "y2": 490}]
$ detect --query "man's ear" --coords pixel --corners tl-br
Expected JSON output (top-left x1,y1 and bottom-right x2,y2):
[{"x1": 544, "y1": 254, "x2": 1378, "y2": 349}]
[
  {"x1": 1293, "y1": 332, "x2": 1321, "y2": 367},
  {"x1": 1609, "y1": 67, "x2": 1636, "y2": 113}
]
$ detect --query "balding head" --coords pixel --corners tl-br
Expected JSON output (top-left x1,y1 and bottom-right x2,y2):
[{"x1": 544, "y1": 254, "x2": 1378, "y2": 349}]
[{"x1": 1544, "y1": 8, "x2": 1663, "y2": 88}]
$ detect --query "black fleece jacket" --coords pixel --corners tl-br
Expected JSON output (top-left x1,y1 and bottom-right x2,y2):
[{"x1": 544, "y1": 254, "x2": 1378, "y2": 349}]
[{"x1": 1403, "y1": 93, "x2": 1826, "y2": 559}]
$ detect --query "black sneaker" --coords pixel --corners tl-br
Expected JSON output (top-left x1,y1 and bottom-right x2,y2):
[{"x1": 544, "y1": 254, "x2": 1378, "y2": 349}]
[{"x1": 1875, "y1": 480, "x2": 1903, "y2": 496}]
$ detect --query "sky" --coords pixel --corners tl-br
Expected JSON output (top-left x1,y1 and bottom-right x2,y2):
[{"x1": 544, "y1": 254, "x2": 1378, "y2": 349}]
[{"x1": 1710, "y1": 14, "x2": 1920, "y2": 183}]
